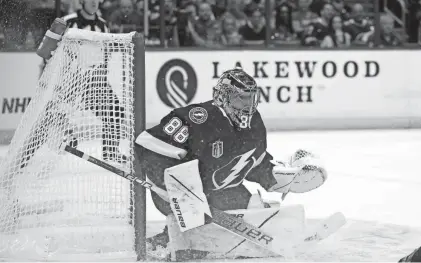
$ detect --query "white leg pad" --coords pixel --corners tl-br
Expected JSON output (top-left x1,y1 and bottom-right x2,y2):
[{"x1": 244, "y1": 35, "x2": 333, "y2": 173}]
[{"x1": 167, "y1": 205, "x2": 305, "y2": 259}]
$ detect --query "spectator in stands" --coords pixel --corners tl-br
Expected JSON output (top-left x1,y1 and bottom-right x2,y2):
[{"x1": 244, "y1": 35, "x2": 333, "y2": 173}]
[
  {"x1": 366, "y1": 13, "x2": 402, "y2": 47},
  {"x1": 243, "y1": 0, "x2": 265, "y2": 15},
  {"x1": 148, "y1": 0, "x2": 179, "y2": 46},
  {"x1": 309, "y1": 0, "x2": 327, "y2": 15},
  {"x1": 302, "y1": 3, "x2": 334, "y2": 46},
  {"x1": 274, "y1": 1, "x2": 293, "y2": 33},
  {"x1": 291, "y1": 0, "x2": 318, "y2": 39},
  {"x1": 145, "y1": 0, "x2": 162, "y2": 44},
  {"x1": 272, "y1": 4, "x2": 295, "y2": 42},
  {"x1": 310, "y1": 0, "x2": 350, "y2": 18},
  {"x1": 320, "y1": 14, "x2": 351, "y2": 47},
  {"x1": 135, "y1": 0, "x2": 144, "y2": 14},
  {"x1": 239, "y1": 7, "x2": 267, "y2": 45},
  {"x1": 147, "y1": 0, "x2": 161, "y2": 40},
  {"x1": 109, "y1": 0, "x2": 143, "y2": 33},
  {"x1": 212, "y1": 0, "x2": 227, "y2": 19},
  {"x1": 188, "y1": 2, "x2": 223, "y2": 47},
  {"x1": 343, "y1": 3, "x2": 373, "y2": 44},
  {"x1": 226, "y1": 0, "x2": 248, "y2": 22},
  {"x1": 100, "y1": 0, "x2": 118, "y2": 20},
  {"x1": 279, "y1": 0, "x2": 298, "y2": 10},
  {"x1": 206, "y1": 20, "x2": 225, "y2": 47},
  {"x1": 176, "y1": 0, "x2": 197, "y2": 20},
  {"x1": 149, "y1": 0, "x2": 161, "y2": 23},
  {"x1": 331, "y1": 0, "x2": 351, "y2": 21},
  {"x1": 221, "y1": 13, "x2": 244, "y2": 46},
  {"x1": 173, "y1": 0, "x2": 196, "y2": 46}
]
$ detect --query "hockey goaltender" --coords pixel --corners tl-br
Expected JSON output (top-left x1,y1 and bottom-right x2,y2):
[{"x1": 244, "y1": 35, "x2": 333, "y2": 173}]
[{"x1": 135, "y1": 67, "x2": 333, "y2": 261}]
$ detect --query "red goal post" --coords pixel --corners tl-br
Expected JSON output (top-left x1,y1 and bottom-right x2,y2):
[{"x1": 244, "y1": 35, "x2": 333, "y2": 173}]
[{"x1": 0, "y1": 29, "x2": 146, "y2": 261}]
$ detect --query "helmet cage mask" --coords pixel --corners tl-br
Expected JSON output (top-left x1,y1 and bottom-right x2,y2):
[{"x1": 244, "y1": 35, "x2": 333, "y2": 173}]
[{"x1": 213, "y1": 69, "x2": 260, "y2": 129}]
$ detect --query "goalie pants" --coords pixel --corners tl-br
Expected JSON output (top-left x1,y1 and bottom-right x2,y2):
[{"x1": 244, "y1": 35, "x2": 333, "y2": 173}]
[{"x1": 137, "y1": 146, "x2": 252, "y2": 216}]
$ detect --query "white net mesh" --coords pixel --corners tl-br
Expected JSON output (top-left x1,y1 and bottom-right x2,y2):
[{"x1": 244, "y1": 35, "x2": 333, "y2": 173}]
[{"x1": 0, "y1": 29, "x2": 138, "y2": 261}]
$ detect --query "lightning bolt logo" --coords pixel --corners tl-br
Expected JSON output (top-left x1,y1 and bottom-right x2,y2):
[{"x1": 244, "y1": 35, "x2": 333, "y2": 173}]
[{"x1": 212, "y1": 148, "x2": 258, "y2": 191}]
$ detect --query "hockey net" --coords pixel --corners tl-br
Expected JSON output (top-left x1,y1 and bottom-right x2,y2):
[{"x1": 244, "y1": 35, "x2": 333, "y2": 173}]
[{"x1": 0, "y1": 29, "x2": 142, "y2": 261}]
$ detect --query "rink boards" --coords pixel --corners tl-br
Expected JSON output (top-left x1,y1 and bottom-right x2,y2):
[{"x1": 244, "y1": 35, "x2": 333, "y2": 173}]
[{"x1": 2, "y1": 50, "x2": 421, "y2": 144}]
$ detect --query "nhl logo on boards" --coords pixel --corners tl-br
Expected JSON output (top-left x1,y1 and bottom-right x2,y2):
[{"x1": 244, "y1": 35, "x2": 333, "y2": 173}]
[
  {"x1": 212, "y1": 140, "x2": 223, "y2": 158},
  {"x1": 189, "y1": 107, "x2": 208, "y2": 124}
]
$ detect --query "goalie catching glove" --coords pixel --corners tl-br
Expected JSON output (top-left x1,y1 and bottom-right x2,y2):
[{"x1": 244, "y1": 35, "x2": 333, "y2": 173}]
[{"x1": 268, "y1": 149, "x2": 327, "y2": 195}]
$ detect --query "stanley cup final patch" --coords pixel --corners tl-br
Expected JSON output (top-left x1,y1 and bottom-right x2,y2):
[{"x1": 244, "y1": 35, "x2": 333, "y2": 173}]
[
  {"x1": 212, "y1": 140, "x2": 223, "y2": 158},
  {"x1": 189, "y1": 107, "x2": 208, "y2": 124}
]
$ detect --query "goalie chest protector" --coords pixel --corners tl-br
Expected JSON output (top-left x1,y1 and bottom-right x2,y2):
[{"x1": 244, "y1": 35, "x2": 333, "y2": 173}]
[{"x1": 144, "y1": 100, "x2": 275, "y2": 194}]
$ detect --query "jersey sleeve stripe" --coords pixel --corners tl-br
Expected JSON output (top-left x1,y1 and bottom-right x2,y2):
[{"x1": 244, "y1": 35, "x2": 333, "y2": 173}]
[{"x1": 135, "y1": 131, "x2": 187, "y2": 160}]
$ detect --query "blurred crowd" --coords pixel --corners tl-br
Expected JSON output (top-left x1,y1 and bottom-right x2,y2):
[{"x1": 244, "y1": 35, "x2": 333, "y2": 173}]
[{"x1": 0, "y1": 0, "x2": 420, "y2": 50}]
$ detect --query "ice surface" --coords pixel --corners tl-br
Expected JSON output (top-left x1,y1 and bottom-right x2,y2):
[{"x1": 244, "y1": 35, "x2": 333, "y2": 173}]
[{"x1": 1, "y1": 129, "x2": 420, "y2": 261}]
